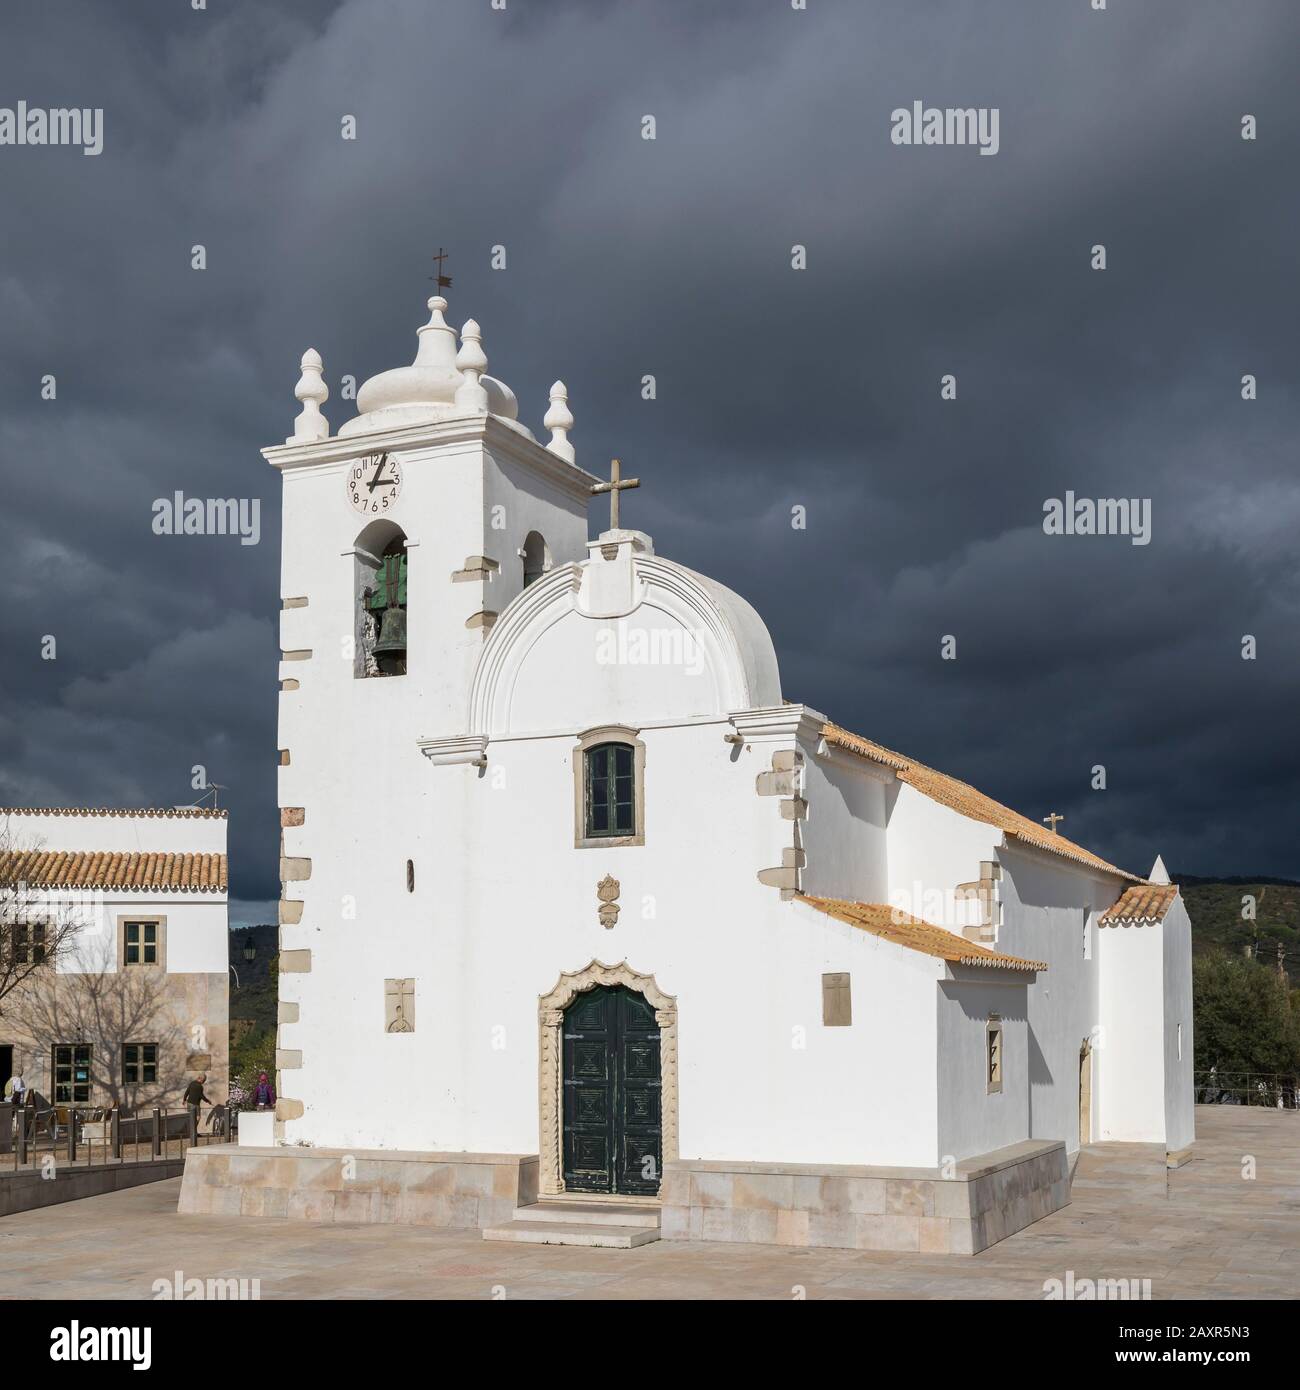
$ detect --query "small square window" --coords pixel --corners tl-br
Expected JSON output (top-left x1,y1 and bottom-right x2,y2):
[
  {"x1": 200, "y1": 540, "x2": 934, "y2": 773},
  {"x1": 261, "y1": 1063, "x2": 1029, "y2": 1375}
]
[
  {"x1": 53, "y1": 1043, "x2": 92, "y2": 1104},
  {"x1": 13, "y1": 923, "x2": 45, "y2": 965},
  {"x1": 123, "y1": 1043, "x2": 158, "y2": 1085},
  {"x1": 121, "y1": 919, "x2": 163, "y2": 968}
]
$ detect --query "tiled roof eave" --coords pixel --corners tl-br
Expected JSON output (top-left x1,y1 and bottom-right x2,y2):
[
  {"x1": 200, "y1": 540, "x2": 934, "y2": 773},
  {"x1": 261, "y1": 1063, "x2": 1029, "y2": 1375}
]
[
  {"x1": 0, "y1": 880, "x2": 226, "y2": 894},
  {"x1": 1000, "y1": 829, "x2": 1140, "y2": 882},
  {"x1": 798, "y1": 895, "x2": 1046, "y2": 973},
  {"x1": 818, "y1": 723, "x2": 1142, "y2": 884},
  {"x1": 1098, "y1": 882, "x2": 1179, "y2": 927},
  {"x1": 0, "y1": 806, "x2": 227, "y2": 820},
  {"x1": 955, "y1": 953, "x2": 1047, "y2": 973},
  {"x1": 0, "y1": 850, "x2": 228, "y2": 893}
]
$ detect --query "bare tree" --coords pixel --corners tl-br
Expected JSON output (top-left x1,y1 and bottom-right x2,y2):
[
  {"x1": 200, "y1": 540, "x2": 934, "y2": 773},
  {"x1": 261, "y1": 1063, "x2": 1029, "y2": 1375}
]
[
  {"x1": 0, "y1": 821, "x2": 80, "y2": 1017},
  {"x1": 6, "y1": 931, "x2": 185, "y2": 1111}
]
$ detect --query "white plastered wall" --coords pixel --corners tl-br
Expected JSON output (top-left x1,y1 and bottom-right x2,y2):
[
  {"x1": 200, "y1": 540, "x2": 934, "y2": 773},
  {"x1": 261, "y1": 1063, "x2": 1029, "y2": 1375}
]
[
  {"x1": 279, "y1": 719, "x2": 943, "y2": 1167},
  {"x1": 995, "y1": 845, "x2": 1116, "y2": 1153},
  {"x1": 1161, "y1": 898, "x2": 1195, "y2": 1153},
  {"x1": 1097, "y1": 919, "x2": 1166, "y2": 1143},
  {"x1": 935, "y1": 974, "x2": 1031, "y2": 1162}
]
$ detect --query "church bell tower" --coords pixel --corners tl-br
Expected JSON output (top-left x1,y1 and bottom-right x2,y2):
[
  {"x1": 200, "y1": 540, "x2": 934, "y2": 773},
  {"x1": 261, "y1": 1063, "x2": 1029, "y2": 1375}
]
[{"x1": 260, "y1": 288, "x2": 599, "y2": 1143}]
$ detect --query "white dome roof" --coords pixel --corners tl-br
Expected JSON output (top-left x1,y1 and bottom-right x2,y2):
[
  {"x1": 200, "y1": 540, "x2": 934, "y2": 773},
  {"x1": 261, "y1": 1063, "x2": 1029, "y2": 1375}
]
[{"x1": 338, "y1": 296, "x2": 523, "y2": 439}]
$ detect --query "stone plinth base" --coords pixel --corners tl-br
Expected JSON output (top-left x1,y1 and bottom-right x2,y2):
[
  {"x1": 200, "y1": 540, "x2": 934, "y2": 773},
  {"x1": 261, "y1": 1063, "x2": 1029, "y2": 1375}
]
[
  {"x1": 661, "y1": 1139, "x2": 1068, "y2": 1255},
  {"x1": 1, "y1": 1158, "x2": 186, "y2": 1218},
  {"x1": 178, "y1": 1146, "x2": 537, "y2": 1228}
]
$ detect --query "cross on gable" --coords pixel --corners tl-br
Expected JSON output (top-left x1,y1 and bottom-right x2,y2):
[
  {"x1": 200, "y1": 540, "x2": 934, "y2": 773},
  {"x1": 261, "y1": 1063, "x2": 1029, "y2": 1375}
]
[
  {"x1": 1043, "y1": 812, "x2": 1065, "y2": 834},
  {"x1": 590, "y1": 457, "x2": 640, "y2": 531}
]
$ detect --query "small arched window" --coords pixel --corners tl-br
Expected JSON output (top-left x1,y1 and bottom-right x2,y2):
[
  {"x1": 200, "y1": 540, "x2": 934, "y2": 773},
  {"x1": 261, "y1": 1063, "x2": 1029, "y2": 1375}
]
[
  {"x1": 573, "y1": 727, "x2": 646, "y2": 848},
  {"x1": 521, "y1": 531, "x2": 550, "y2": 589},
  {"x1": 355, "y1": 522, "x2": 407, "y2": 678},
  {"x1": 585, "y1": 743, "x2": 634, "y2": 838}
]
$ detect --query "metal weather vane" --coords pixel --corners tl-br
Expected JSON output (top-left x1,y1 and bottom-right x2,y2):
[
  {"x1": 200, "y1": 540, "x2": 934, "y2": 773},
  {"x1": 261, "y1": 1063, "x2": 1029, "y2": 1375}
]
[{"x1": 430, "y1": 245, "x2": 452, "y2": 293}]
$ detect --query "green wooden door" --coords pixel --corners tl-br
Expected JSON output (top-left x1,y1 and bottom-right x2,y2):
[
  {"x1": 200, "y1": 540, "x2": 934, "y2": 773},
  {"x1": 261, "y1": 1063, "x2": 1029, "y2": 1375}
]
[{"x1": 562, "y1": 984, "x2": 662, "y2": 1195}]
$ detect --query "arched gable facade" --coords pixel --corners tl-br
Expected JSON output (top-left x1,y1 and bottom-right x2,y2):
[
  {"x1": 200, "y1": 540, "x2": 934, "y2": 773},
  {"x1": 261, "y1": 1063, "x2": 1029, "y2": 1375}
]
[{"x1": 467, "y1": 556, "x2": 781, "y2": 737}]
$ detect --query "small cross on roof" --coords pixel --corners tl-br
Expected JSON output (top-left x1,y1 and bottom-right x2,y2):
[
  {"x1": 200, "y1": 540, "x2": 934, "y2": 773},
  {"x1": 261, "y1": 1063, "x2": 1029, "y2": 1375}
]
[{"x1": 590, "y1": 457, "x2": 640, "y2": 531}]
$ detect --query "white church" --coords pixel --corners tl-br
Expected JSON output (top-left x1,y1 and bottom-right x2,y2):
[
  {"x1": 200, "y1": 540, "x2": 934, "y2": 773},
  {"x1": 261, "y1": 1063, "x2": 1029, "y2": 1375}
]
[{"x1": 181, "y1": 288, "x2": 1194, "y2": 1254}]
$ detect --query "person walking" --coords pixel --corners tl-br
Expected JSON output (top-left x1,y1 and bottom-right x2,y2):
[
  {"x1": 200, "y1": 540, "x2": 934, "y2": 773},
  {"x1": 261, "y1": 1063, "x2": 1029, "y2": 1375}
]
[{"x1": 182, "y1": 1073, "x2": 210, "y2": 1136}]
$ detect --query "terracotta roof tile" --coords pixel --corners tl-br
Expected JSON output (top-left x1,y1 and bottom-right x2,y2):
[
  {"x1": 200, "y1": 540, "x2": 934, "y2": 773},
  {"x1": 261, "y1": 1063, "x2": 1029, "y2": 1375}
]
[
  {"x1": 0, "y1": 850, "x2": 227, "y2": 894},
  {"x1": 0, "y1": 807, "x2": 226, "y2": 820},
  {"x1": 799, "y1": 896, "x2": 1047, "y2": 972},
  {"x1": 1098, "y1": 883, "x2": 1179, "y2": 926},
  {"x1": 820, "y1": 723, "x2": 1141, "y2": 882}
]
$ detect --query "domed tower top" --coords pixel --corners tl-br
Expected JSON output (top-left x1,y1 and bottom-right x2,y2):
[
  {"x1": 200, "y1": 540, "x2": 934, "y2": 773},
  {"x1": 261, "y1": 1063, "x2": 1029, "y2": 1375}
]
[{"x1": 337, "y1": 294, "x2": 523, "y2": 439}]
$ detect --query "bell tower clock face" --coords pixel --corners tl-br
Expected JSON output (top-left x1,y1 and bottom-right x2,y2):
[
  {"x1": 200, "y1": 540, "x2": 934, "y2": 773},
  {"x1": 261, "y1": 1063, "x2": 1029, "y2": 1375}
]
[{"x1": 346, "y1": 452, "x2": 404, "y2": 515}]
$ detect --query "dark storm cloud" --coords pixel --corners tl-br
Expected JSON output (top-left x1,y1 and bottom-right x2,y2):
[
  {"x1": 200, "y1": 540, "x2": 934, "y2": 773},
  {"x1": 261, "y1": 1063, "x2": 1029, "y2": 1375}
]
[{"x1": 0, "y1": 0, "x2": 1296, "y2": 919}]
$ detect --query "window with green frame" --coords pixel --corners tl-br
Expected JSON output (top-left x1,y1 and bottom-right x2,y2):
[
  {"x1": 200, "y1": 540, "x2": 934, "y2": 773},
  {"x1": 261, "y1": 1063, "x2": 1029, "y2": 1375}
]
[
  {"x1": 584, "y1": 742, "x2": 635, "y2": 838},
  {"x1": 123, "y1": 921, "x2": 157, "y2": 966},
  {"x1": 53, "y1": 1043, "x2": 92, "y2": 1103},
  {"x1": 123, "y1": 1042, "x2": 158, "y2": 1085}
]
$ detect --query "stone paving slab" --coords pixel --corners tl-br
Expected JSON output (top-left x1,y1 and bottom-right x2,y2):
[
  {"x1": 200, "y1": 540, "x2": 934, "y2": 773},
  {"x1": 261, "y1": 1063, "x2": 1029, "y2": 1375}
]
[{"x1": 0, "y1": 1108, "x2": 1296, "y2": 1300}]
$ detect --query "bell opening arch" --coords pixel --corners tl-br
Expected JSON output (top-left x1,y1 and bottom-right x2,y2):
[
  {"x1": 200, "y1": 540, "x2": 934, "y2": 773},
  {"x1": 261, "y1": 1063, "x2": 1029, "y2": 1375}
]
[{"x1": 353, "y1": 518, "x2": 408, "y2": 679}]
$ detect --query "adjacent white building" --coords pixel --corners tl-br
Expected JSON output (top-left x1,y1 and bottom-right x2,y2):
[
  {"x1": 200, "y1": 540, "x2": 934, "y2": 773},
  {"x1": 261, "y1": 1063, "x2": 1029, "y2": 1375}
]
[
  {"x1": 0, "y1": 808, "x2": 229, "y2": 1109},
  {"x1": 183, "y1": 289, "x2": 1193, "y2": 1253}
]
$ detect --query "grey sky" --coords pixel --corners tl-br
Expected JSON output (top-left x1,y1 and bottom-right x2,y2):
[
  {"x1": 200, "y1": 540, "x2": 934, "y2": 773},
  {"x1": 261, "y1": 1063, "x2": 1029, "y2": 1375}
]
[{"x1": 1, "y1": 0, "x2": 1297, "y2": 924}]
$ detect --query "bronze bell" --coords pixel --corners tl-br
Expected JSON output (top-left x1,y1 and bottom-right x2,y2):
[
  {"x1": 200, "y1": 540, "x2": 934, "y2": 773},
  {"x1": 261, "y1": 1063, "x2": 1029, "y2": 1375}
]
[{"x1": 374, "y1": 604, "x2": 407, "y2": 656}]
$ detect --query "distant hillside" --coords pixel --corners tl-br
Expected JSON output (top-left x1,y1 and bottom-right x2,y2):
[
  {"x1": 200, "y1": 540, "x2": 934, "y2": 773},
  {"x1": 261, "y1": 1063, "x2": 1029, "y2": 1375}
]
[
  {"x1": 1177, "y1": 877, "x2": 1300, "y2": 986},
  {"x1": 228, "y1": 924, "x2": 278, "y2": 1079}
]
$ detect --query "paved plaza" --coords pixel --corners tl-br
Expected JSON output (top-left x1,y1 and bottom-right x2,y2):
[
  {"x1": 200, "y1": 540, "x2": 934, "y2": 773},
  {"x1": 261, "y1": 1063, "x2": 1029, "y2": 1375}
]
[{"x1": 1, "y1": 1107, "x2": 1296, "y2": 1300}]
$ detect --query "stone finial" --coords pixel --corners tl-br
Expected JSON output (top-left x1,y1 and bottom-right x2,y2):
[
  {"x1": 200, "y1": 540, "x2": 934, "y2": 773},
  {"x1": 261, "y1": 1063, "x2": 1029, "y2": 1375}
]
[
  {"x1": 544, "y1": 379, "x2": 575, "y2": 462},
  {"x1": 454, "y1": 318, "x2": 489, "y2": 411},
  {"x1": 289, "y1": 348, "x2": 329, "y2": 443}
]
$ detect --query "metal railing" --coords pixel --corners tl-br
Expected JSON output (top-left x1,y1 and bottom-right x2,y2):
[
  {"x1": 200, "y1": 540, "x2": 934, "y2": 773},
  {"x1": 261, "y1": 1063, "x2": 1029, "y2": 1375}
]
[
  {"x1": 2, "y1": 1099, "x2": 238, "y2": 1173},
  {"x1": 1195, "y1": 1071, "x2": 1300, "y2": 1109}
]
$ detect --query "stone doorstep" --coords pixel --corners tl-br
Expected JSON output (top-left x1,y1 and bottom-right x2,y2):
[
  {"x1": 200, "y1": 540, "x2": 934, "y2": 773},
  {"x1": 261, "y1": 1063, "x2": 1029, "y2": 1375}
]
[
  {"x1": 484, "y1": 1193, "x2": 663, "y2": 1246},
  {"x1": 516, "y1": 1199, "x2": 661, "y2": 1229},
  {"x1": 482, "y1": 1220, "x2": 660, "y2": 1249}
]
